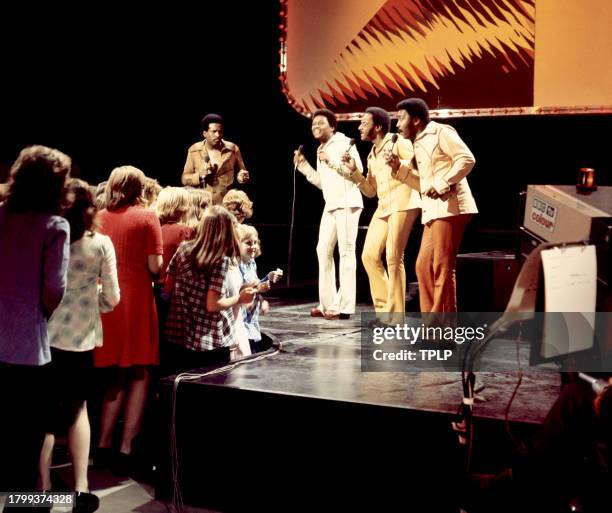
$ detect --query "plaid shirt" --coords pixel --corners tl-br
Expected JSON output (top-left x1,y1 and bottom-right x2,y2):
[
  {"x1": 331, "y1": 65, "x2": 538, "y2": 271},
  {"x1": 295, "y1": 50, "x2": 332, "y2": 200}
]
[{"x1": 165, "y1": 243, "x2": 235, "y2": 351}]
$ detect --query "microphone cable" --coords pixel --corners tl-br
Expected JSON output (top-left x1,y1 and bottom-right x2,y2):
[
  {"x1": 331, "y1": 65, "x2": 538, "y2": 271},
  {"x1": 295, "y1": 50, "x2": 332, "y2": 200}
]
[
  {"x1": 342, "y1": 138, "x2": 356, "y2": 304},
  {"x1": 170, "y1": 344, "x2": 281, "y2": 513},
  {"x1": 388, "y1": 133, "x2": 398, "y2": 321},
  {"x1": 287, "y1": 145, "x2": 303, "y2": 287}
]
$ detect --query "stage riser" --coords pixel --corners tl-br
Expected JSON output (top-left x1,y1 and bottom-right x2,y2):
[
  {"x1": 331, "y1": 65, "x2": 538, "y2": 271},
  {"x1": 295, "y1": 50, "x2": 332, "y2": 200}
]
[{"x1": 156, "y1": 383, "x2": 538, "y2": 511}]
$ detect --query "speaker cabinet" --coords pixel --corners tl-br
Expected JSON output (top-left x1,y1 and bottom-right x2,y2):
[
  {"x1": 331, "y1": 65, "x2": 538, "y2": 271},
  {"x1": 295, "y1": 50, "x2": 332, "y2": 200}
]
[{"x1": 457, "y1": 251, "x2": 520, "y2": 312}]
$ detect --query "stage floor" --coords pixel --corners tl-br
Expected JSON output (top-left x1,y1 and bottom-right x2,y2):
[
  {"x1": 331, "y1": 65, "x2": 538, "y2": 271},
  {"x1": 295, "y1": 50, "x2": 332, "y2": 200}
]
[
  {"x1": 156, "y1": 300, "x2": 565, "y2": 511},
  {"x1": 191, "y1": 299, "x2": 561, "y2": 425}
]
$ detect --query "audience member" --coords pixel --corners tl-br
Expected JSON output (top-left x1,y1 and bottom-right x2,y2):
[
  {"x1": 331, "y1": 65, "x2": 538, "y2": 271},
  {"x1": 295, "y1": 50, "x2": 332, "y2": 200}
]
[
  {"x1": 93, "y1": 166, "x2": 163, "y2": 476},
  {"x1": 39, "y1": 178, "x2": 119, "y2": 513},
  {"x1": 0, "y1": 145, "x2": 71, "y2": 505}
]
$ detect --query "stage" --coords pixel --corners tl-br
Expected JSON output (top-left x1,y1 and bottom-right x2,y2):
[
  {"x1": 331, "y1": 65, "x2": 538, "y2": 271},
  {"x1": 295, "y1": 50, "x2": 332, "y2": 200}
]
[{"x1": 155, "y1": 300, "x2": 561, "y2": 512}]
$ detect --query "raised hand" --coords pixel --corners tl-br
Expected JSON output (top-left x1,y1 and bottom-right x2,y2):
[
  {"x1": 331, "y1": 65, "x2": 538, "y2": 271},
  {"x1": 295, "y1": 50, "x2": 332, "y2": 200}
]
[
  {"x1": 341, "y1": 153, "x2": 357, "y2": 172},
  {"x1": 268, "y1": 268, "x2": 284, "y2": 283},
  {"x1": 293, "y1": 150, "x2": 306, "y2": 169}
]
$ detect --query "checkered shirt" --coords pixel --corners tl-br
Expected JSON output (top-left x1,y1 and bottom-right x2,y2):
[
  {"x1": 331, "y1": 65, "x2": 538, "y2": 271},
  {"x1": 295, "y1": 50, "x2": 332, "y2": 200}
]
[{"x1": 165, "y1": 243, "x2": 235, "y2": 351}]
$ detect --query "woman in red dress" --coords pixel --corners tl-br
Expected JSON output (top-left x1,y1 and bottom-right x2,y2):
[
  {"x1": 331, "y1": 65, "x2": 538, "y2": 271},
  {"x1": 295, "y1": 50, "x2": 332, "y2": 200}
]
[{"x1": 94, "y1": 166, "x2": 163, "y2": 473}]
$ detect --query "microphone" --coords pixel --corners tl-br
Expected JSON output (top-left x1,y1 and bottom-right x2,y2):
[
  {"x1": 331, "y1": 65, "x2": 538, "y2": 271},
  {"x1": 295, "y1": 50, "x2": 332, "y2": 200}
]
[
  {"x1": 294, "y1": 145, "x2": 304, "y2": 171},
  {"x1": 578, "y1": 373, "x2": 610, "y2": 395},
  {"x1": 387, "y1": 133, "x2": 400, "y2": 177},
  {"x1": 346, "y1": 138, "x2": 356, "y2": 162},
  {"x1": 200, "y1": 156, "x2": 210, "y2": 186},
  {"x1": 345, "y1": 138, "x2": 356, "y2": 157},
  {"x1": 391, "y1": 133, "x2": 399, "y2": 152},
  {"x1": 204, "y1": 155, "x2": 218, "y2": 171},
  {"x1": 202, "y1": 155, "x2": 217, "y2": 187}
]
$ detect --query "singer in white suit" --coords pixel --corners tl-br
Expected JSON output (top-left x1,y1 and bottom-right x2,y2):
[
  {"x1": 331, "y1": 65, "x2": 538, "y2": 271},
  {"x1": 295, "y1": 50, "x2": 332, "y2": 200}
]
[{"x1": 293, "y1": 109, "x2": 363, "y2": 320}]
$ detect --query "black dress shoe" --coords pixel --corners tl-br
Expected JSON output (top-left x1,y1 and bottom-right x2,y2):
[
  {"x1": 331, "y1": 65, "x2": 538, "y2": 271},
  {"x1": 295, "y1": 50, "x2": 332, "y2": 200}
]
[
  {"x1": 73, "y1": 491, "x2": 100, "y2": 513},
  {"x1": 339, "y1": 313, "x2": 351, "y2": 320}
]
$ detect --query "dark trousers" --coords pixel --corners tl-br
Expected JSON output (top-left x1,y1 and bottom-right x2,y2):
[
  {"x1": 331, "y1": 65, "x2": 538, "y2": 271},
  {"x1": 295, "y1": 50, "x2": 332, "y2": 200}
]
[{"x1": 0, "y1": 362, "x2": 47, "y2": 512}]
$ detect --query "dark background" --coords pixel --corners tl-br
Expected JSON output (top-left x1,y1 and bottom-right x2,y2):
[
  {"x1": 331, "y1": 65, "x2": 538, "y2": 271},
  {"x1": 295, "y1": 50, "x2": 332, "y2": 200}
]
[{"x1": 1, "y1": 2, "x2": 611, "y2": 290}]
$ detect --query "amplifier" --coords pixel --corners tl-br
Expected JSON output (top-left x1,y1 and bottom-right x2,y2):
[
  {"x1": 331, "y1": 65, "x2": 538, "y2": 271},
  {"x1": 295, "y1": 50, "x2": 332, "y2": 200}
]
[{"x1": 457, "y1": 251, "x2": 519, "y2": 311}]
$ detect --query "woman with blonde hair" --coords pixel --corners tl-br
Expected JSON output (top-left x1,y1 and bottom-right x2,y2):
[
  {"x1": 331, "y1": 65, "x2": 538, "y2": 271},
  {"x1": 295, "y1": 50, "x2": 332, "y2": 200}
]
[
  {"x1": 184, "y1": 186, "x2": 212, "y2": 230},
  {"x1": 94, "y1": 166, "x2": 163, "y2": 475},
  {"x1": 156, "y1": 187, "x2": 194, "y2": 284},
  {"x1": 164, "y1": 206, "x2": 256, "y2": 373},
  {"x1": 221, "y1": 189, "x2": 253, "y2": 223},
  {"x1": 143, "y1": 177, "x2": 162, "y2": 209},
  {"x1": 154, "y1": 187, "x2": 194, "y2": 374}
]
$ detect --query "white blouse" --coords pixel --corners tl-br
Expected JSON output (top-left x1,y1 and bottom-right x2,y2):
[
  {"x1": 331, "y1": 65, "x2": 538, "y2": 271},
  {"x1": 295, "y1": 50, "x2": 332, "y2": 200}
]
[
  {"x1": 48, "y1": 232, "x2": 120, "y2": 352},
  {"x1": 225, "y1": 262, "x2": 251, "y2": 358}
]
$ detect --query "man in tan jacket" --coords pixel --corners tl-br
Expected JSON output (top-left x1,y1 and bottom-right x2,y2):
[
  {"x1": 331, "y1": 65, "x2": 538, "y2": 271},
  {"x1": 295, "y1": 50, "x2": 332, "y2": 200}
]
[
  {"x1": 343, "y1": 107, "x2": 421, "y2": 324},
  {"x1": 181, "y1": 113, "x2": 250, "y2": 205},
  {"x1": 388, "y1": 98, "x2": 477, "y2": 312}
]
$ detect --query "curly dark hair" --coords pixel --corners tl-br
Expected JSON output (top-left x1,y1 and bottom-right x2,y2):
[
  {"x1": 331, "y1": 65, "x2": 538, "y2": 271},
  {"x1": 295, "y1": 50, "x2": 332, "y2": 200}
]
[
  {"x1": 5, "y1": 145, "x2": 71, "y2": 214},
  {"x1": 201, "y1": 113, "x2": 224, "y2": 132},
  {"x1": 312, "y1": 109, "x2": 337, "y2": 130},
  {"x1": 365, "y1": 107, "x2": 391, "y2": 134},
  {"x1": 396, "y1": 98, "x2": 430, "y2": 124}
]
